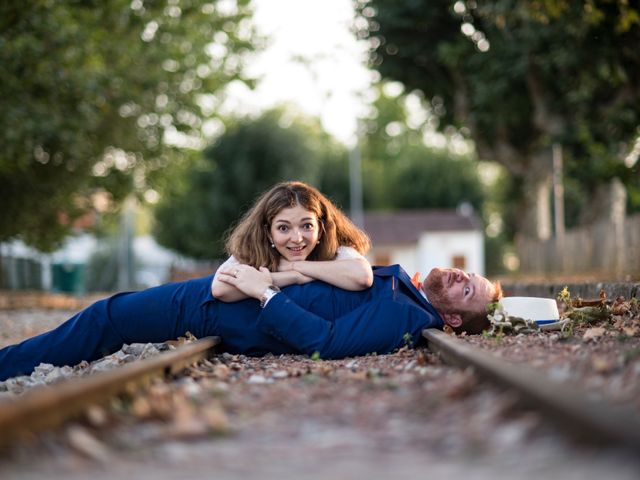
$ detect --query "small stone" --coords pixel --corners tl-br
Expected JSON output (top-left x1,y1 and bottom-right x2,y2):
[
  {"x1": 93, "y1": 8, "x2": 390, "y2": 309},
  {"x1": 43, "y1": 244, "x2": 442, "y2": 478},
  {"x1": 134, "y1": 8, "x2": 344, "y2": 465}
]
[
  {"x1": 403, "y1": 360, "x2": 417, "y2": 371},
  {"x1": 247, "y1": 374, "x2": 271, "y2": 384},
  {"x1": 180, "y1": 378, "x2": 202, "y2": 397},
  {"x1": 85, "y1": 405, "x2": 109, "y2": 427},
  {"x1": 548, "y1": 364, "x2": 572, "y2": 382},
  {"x1": 345, "y1": 360, "x2": 358, "y2": 369}
]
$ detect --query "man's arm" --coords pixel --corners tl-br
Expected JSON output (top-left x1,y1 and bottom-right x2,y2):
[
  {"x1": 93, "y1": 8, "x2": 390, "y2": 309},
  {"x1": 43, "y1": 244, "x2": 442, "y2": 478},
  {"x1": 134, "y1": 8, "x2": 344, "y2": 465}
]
[
  {"x1": 216, "y1": 264, "x2": 442, "y2": 359},
  {"x1": 256, "y1": 292, "x2": 442, "y2": 359}
]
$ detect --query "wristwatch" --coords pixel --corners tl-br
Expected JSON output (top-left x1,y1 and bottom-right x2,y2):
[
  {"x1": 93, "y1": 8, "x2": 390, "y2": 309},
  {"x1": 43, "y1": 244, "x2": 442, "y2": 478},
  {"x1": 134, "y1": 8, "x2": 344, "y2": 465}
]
[{"x1": 259, "y1": 285, "x2": 281, "y2": 308}]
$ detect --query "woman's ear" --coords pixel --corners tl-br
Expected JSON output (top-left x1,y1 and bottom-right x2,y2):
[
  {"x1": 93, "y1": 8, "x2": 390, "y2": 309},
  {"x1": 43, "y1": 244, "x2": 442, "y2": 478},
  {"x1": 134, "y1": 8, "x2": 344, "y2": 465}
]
[{"x1": 442, "y1": 313, "x2": 463, "y2": 328}]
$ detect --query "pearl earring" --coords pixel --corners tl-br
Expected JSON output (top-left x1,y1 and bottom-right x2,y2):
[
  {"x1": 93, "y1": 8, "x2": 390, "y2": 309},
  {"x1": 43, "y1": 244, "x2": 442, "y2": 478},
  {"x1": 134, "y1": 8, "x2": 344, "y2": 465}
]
[{"x1": 271, "y1": 243, "x2": 275, "y2": 248}]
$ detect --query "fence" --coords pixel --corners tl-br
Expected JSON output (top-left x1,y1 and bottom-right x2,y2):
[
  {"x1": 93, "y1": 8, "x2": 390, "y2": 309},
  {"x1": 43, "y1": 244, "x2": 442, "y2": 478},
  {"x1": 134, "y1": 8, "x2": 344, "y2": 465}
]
[
  {"x1": 516, "y1": 213, "x2": 640, "y2": 277},
  {"x1": 0, "y1": 255, "x2": 43, "y2": 290}
]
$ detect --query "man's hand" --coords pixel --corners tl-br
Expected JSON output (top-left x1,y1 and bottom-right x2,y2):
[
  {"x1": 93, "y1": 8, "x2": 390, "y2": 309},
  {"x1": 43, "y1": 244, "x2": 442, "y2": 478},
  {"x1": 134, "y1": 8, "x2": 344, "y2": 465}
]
[{"x1": 216, "y1": 265, "x2": 273, "y2": 299}]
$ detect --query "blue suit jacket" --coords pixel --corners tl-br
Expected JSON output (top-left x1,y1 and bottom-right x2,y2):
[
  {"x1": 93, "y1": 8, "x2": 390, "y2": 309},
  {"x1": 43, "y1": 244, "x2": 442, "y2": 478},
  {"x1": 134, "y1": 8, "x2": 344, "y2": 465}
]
[
  {"x1": 212, "y1": 264, "x2": 444, "y2": 359},
  {"x1": 0, "y1": 264, "x2": 444, "y2": 380}
]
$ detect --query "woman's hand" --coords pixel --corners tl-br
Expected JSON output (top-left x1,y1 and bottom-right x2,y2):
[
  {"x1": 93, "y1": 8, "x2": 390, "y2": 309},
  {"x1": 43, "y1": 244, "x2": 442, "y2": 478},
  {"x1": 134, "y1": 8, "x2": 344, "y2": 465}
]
[{"x1": 216, "y1": 265, "x2": 273, "y2": 300}]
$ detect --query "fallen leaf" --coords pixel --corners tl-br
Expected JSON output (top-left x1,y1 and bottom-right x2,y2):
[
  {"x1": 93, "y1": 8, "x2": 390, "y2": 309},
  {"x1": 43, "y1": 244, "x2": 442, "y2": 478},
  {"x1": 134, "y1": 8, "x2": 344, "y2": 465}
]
[
  {"x1": 131, "y1": 395, "x2": 152, "y2": 418},
  {"x1": 415, "y1": 350, "x2": 428, "y2": 366},
  {"x1": 212, "y1": 364, "x2": 231, "y2": 380},
  {"x1": 444, "y1": 371, "x2": 477, "y2": 399},
  {"x1": 591, "y1": 355, "x2": 614, "y2": 373},
  {"x1": 583, "y1": 327, "x2": 606, "y2": 341},
  {"x1": 66, "y1": 425, "x2": 110, "y2": 463},
  {"x1": 202, "y1": 403, "x2": 230, "y2": 434},
  {"x1": 611, "y1": 297, "x2": 630, "y2": 316},
  {"x1": 318, "y1": 364, "x2": 334, "y2": 376},
  {"x1": 164, "y1": 393, "x2": 209, "y2": 439},
  {"x1": 348, "y1": 370, "x2": 368, "y2": 381}
]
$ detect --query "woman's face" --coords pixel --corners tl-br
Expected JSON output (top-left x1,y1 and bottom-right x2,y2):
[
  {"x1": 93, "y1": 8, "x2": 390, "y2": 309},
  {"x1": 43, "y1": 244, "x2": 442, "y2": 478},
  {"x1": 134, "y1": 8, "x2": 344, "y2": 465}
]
[{"x1": 269, "y1": 204, "x2": 321, "y2": 261}]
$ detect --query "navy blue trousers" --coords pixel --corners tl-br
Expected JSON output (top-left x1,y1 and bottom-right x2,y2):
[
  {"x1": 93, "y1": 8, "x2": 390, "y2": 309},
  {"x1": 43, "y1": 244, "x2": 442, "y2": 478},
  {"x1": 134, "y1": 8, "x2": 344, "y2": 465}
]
[{"x1": 0, "y1": 276, "x2": 216, "y2": 381}]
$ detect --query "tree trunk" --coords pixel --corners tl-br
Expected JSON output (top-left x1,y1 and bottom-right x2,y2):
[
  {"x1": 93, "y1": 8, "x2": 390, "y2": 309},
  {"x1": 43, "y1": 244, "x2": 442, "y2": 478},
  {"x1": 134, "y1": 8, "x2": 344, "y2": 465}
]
[{"x1": 516, "y1": 150, "x2": 553, "y2": 241}]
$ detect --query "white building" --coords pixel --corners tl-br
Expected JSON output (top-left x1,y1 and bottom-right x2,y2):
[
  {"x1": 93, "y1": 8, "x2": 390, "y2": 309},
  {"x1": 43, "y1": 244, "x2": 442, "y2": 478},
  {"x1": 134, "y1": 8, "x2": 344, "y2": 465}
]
[{"x1": 363, "y1": 209, "x2": 485, "y2": 277}]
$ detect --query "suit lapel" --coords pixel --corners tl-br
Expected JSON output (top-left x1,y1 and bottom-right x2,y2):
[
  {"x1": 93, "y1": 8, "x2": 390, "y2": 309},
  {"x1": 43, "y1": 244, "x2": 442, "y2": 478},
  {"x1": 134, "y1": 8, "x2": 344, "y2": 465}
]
[{"x1": 372, "y1": 264, "x2": 435, "y2": 313}]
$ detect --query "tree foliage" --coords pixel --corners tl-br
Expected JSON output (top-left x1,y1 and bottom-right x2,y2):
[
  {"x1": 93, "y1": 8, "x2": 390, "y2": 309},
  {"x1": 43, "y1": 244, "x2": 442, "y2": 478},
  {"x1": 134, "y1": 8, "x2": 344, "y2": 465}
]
[
  {"x1": 153, "y1": 109, "x2": 349, "y2": 259},
  {"x1": 355, "y1": 0, "x2": 640, "y2": 237},
  {"x1": 0, "y1": 0, "x2": 256, "y2": 250},
  {"x1": 360, "y1": 82, "x2": 486, "y2": 212}
]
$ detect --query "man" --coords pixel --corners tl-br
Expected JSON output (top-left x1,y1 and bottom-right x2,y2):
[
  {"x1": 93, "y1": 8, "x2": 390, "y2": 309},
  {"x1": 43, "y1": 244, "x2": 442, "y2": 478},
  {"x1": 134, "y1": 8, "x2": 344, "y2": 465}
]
[{"x1": 0, "y1": 265, "x2": 501, "y2": 381}]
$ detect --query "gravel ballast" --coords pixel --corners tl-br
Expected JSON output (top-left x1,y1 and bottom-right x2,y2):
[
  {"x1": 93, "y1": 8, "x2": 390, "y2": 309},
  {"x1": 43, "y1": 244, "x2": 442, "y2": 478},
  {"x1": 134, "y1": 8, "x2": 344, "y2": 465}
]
[{"x1": 0, "y1": 297, "x2": 639, "y2": 480}]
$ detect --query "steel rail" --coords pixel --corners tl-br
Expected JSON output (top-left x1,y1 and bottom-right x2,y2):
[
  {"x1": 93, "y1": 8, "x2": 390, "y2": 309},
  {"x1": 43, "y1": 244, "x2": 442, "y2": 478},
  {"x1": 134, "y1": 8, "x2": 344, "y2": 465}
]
[
  {"x1": 423, "y1": 328, "x2": 640, "y2": 450},
  {"x1": 0, "y1": 336, "x2": 220, "y2": 447}
]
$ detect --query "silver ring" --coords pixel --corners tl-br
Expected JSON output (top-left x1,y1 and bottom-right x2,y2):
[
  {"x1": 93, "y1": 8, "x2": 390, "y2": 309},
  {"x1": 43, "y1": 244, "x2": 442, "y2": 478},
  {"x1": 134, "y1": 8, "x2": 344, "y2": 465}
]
[{"x1": 234, "y1": 269, "x2": 240, "y2": 277}]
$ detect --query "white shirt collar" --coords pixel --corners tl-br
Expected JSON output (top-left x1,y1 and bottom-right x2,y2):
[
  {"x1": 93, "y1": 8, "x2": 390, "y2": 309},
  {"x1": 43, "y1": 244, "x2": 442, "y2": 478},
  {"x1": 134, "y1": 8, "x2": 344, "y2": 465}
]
[{"x1": 418, "y1": 285, "x2": 431, "y2": 304}]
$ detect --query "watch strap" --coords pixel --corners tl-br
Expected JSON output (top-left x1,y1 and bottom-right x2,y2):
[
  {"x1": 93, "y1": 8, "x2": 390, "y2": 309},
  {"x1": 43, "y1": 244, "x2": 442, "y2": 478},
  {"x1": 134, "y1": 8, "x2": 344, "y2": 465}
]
[{"x1": 260, "y1": 285, "x2": 281, "y2": 308}]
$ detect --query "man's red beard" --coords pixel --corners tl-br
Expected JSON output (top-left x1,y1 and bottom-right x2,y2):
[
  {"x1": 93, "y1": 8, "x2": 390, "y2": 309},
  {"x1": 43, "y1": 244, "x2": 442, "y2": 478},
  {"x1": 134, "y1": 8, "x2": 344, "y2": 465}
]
[{"x1": 423, "y1": 269, "x2": 453, "y2": 312}]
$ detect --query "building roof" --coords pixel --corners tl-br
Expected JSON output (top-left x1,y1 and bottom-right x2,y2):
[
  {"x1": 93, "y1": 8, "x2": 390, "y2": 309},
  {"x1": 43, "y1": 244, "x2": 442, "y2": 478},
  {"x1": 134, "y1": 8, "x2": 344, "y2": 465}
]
[{"x1": 363, "y1": 209, "x2": 482, "y2": 245}]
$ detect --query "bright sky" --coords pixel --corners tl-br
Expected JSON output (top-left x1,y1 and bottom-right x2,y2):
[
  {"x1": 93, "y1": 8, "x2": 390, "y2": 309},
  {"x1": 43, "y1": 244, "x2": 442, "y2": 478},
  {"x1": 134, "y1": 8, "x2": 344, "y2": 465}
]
[{"x1": 225, "y1": 0, "x2": 373, "y2": 146}]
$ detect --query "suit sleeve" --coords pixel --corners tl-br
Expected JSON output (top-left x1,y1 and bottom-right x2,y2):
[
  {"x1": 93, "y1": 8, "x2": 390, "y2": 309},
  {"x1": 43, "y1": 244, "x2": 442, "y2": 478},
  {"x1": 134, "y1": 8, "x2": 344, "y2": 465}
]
[{"x1": 255, "y1": 292, "x2": 442, "y2": 359}]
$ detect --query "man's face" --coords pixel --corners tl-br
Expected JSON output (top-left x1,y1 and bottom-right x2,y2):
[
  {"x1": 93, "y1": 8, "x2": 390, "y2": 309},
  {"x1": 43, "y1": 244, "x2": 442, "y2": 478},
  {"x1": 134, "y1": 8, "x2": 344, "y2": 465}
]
[{"x1": 422, "y1": 267, "x2": 495, "y2": 316}]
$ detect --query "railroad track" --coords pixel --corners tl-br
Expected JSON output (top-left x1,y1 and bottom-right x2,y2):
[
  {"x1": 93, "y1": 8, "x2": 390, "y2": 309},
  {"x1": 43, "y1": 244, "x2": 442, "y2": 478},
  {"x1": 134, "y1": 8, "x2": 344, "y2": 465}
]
[
  {"x1": 423, "y1": 329, "x2": 640, "y2": 450},
  {"x1": 0, "y1": 336, "x2": 220, "y2": 448},
  {"x1": 1, "y1": 331, "x2": 638, "y2": 452}
]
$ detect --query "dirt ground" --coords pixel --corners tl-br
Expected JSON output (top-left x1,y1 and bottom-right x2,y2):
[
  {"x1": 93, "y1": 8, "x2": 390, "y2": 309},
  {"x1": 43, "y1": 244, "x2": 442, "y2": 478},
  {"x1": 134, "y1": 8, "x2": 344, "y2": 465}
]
[{"x1": 1, "y1": 304, "x2": 640, "y2": 480}]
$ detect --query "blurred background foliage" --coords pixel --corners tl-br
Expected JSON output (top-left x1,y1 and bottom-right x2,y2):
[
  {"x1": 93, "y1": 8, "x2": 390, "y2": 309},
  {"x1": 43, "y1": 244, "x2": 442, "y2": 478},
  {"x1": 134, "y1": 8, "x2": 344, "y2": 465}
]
[
  {"x1": 153, "y1": 108, "x2": 348, "y2": 258},
  {"x1": 355, "y1": 0, "x2": 640, "y2": 238},
  {"x1": 1, "y1": 0, "x2": 639, "y2": 276},
  {"x1": 0, "y1": 0, "x2": 256, "y2": 250}
]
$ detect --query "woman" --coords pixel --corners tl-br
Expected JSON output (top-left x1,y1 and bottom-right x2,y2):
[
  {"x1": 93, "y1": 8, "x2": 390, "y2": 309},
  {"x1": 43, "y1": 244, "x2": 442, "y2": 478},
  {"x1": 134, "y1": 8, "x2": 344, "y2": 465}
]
[
  {"x1": 0, "y1": 181, "x2": 373, "y2": 380},
  {"x1": 212, "y1": 181, "x2": 373, "y2": 301}
]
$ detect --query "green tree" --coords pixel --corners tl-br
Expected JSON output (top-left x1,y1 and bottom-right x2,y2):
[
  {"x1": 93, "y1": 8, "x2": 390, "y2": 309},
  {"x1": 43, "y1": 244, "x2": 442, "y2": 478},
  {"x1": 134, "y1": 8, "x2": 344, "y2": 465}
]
[
  {"x1": 358, "y1": 81, "x2": 508, "y2": 272},
  {"x1": 360, "y1": 82, "x2": 485, "y2": 211},
  {"x1": 153, "y1": 109, "x2": 349, "y2": 259},
  {"x1": 0, "y1": 0, "x2": 256, "y2": 250},
  {"x1": 389, "y1": 145, "x2": 485, "y2": 211},
  {"x1": 355, "y1": 0, "x2": 640, "y2": 238}
]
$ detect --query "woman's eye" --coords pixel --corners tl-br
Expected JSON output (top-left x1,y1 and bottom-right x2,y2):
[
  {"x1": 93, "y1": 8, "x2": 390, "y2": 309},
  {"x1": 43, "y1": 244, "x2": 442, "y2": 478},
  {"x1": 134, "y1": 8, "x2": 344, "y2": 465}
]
[
  {"x1": 278, "y1": 225, "x2": 288, "y2": 232},
  {"x1": 464, "y1": 286, "x2": 470, "y2": 296},
  {"x1": 303, "y1": 223, "x2": 315, "y2": 230}
]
